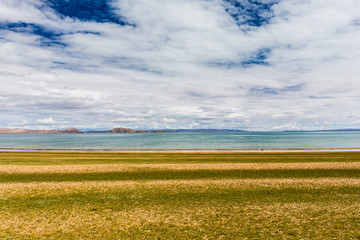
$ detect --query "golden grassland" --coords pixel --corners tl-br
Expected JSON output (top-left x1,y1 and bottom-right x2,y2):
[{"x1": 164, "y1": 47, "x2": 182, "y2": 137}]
[{"x1": 0, "y1": 151, "x2": 360, "y2": 239}]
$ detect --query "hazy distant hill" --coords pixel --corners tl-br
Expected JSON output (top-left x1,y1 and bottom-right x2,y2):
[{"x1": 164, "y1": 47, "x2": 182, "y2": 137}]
[
  {"x1": 108, "y1": 128, "x2": 137, "y2": 133},
  {"x1": 161, "y1": 129, "x2": 247, "y2": 132},
  {"x1": 105, "y1": 128, "x2": 245, "y2": 133},
  {"x1": 107, "y1": 128, "x2": 169, "y2": 133},
  {"x1": 0, "y1": 128, "x2": 83, "y2": 134},
  {"x1": 284, "y1": 129, "x2": 360, "y2": 132}
]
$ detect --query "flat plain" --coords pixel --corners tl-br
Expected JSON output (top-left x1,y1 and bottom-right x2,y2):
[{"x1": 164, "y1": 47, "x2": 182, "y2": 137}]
[{"x1": 1, "y1": 151, "x2": 360, "y2": 239}]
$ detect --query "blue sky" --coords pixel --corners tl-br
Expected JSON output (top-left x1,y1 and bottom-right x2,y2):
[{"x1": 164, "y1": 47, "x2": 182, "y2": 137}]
[{"x1": 0, "y1": 0, "x2": 360, "y2": 130}]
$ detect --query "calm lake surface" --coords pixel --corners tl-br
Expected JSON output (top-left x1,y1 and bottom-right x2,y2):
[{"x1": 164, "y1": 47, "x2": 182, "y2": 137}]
[{"x1": 0, "y1": 131, "x2": 359, "y2": 150}]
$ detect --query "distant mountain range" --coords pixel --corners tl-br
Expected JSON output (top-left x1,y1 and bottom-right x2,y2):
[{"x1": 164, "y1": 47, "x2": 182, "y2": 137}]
[
  {"x1": 0, "y1": 127, "x2": 172, "y2": 134},
  {"x1": 85, "y1": 128, "x2": 248, "y2": 133},
  {"x1": 283, "y1": 129, "x2": 360, "y2": 132},
  {"x1": 0, "y1": 128, "x2": 83, "y2": 134},
  {"x1": 107, "y1": 128, "x2": 169, "y2": 133},
  {"x1": 0, "y1": 127, "x2": 359, "y2": 134}
]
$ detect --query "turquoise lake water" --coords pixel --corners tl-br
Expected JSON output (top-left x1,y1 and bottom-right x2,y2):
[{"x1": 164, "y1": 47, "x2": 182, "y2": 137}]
[{"x1": 0, "y1": 131, "x2": 359, "y2": 150}]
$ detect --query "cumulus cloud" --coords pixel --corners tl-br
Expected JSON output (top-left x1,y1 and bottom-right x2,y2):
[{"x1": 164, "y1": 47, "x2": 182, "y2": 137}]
[
  {"x1": 0, "y1": 0, "x2": 359, "y2": 130},
  {"x1": 36, "y1": 117, "x2": 57, "y2": 125}
]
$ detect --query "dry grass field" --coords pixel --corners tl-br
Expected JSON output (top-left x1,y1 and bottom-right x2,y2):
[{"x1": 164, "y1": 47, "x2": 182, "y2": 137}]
[{"x1": 0, "y1": 151, "x2": 360, "y2": 239}]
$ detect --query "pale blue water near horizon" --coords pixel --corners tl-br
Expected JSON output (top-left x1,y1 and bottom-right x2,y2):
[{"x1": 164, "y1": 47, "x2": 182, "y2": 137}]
[{"x1": 0, "y1": 131, "x2": 360, "y2": 150}]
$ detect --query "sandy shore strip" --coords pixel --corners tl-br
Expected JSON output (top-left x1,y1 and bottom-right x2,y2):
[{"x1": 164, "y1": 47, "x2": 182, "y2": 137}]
[{"x1": 0, "y1": 147, "x2": 360, "y2": 153}]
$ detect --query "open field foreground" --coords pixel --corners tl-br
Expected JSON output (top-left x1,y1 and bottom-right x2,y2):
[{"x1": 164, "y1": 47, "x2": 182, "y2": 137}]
[{"x1": 1, "y1": 152, "x2": 360, "y2": 239}]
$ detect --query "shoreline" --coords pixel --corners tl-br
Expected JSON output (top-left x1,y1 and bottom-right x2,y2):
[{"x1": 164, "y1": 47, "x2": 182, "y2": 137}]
[{"x1": 1, "y1": 148, "x2": 360, "y2": 153}]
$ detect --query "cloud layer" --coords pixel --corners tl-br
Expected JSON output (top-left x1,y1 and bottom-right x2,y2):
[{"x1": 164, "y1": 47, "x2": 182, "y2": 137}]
[{"x1": 0, "y1": 0, "x2": 360, "y2": 130}]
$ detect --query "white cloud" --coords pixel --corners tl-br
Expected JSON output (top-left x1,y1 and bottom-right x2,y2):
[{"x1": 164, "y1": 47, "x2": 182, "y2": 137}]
[
  {"x1": 35, "y1": 117, "x2": 57, "y2": 125},
  {"x1": 0, "y1": 0, "x2": 359, "y2": 130},
  {"x1": 161, "y1": 118, "x2": 176, "y2": 123}
]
